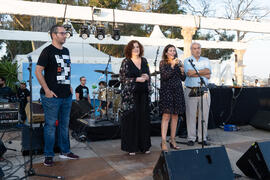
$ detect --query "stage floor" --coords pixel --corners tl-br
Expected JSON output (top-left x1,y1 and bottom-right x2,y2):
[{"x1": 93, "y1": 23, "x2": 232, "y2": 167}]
[{"x1": 1, "y1": 125, "x2": 270, "y2": 179}]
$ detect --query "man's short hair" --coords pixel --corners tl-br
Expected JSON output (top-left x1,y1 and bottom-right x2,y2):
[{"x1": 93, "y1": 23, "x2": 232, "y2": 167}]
[
  {"x1": 80, "y1": 76, "x2": 86, "y2": 81},
  {"x1": 20, "y1": 81, "x2": 26, "y2": 85},
  {"x1": 49, "y1": 24, "x2": 63, "y2": 40},
  {"x1": 190, "y1": 42, "x2": 201, "y2": 50},
  {"x1": 98, "y1": 81, "x2": 106, "y2": 86}
]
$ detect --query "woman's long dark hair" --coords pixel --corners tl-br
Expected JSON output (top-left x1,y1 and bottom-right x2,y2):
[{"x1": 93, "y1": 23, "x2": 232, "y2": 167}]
[{"x1": 162, "y1": 44, "x2": 177, "y2": 64}]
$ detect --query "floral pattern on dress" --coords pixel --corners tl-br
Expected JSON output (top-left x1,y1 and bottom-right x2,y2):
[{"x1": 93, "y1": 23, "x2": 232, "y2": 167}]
[{"x1": 119, "y1": 57, "x2": 151, "y2": 117}]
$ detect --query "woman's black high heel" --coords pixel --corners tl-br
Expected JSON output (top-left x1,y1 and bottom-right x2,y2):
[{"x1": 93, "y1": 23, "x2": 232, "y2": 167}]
[{"x1": 169, "y1": 138, "x2": 180, "y2": 150}]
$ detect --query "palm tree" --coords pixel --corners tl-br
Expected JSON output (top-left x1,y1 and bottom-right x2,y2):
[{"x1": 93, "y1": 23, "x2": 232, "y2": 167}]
[{"x1": 0, "y1": 60, "x2": 19, "y2": 92}]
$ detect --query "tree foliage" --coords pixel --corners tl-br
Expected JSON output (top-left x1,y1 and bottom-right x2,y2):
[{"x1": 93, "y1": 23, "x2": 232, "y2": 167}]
[
  {"x1": 0, "y1": 14, "x2": 32, "y2": 61},
  {"x1": 193, "y1": 30, "x2": 235, "y2": 60},
  {"x1": 0, "y1": 60, "x2": 19, "y2": 91},
  {"x1": 223, "y1": 0, "x2": 270, "y2": 41}
]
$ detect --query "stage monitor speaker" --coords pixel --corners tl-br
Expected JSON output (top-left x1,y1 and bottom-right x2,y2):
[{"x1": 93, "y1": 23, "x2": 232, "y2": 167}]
[
  {"x1": 21, "y1": 126, "x2": 44, "y2": 156},
  {"x1": 0, "y1": 140, "x2": 7, "y2": 157},
  {"x1": 250, "y1": 111, "x2": 270, "y2": 131},
  {"x1": 21, "y1": 126, "x2": 60, "y2": 156},
  {"x1": 236, "y1": 141, "x2": 270, "y2": 180},
  {"x1": 153, "y1": 146, "x2": 234, "y2": 180},
  {"x1": 70, "y1": 100, "x2": 91, "y2": 128}
]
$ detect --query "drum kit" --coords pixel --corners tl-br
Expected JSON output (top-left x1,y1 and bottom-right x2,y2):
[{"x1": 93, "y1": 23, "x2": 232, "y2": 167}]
[
  {"x1": 92, "y1": 69, "x2": 161, "y2": 123},
  {"x1": 92, "y1": 70, "x2": 122, "y2": 122}
]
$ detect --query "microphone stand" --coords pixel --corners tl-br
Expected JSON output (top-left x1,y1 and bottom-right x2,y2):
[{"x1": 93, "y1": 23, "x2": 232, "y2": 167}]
[
  {"x1": 189, "y1": 59, "x2": 208, "y2": 149},
  {"x1": 154, "y1": 47, "x2": 159, "y2": 103},
  {"x1": 104, "y1": 56, "x2": 111, "y2": 122},
  {"x1": 152, "y1": 47, "x2": 160, "y2": 119},
  {"x1": 20, "y1": 56, "x2": 63, "y2": 180}
]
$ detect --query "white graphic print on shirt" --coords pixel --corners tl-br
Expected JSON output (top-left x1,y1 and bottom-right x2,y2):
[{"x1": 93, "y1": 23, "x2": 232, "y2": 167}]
[{"x1": 55, "y1": 55, "x2": 71, "y2": 85}]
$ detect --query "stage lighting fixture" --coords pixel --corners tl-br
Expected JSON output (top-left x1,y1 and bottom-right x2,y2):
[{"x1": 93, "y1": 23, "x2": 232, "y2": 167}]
[
  {"x1": 112, "y1": 28, "x2": 120, "y2": 41},
  {"x1": 95, "y1": 26, "x2": 105, "y2": 40},
  {"x1": 63, "y1": 23, "x2": 73, "y2": 38},
  {"x1": 79, "y1": 25, "x2": 90, "y2": 39},
  {"x1": 93, "y1": 8, "x2": 101, "y2": 16}
]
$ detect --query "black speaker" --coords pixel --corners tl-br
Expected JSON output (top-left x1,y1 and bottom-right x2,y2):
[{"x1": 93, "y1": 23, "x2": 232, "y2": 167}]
[
  {"x1": 0, "y1": 140, "x2": 7, "y2": 157},
  {"x1": 21, "y1": 126, "x2": 44, "y2": 156},
  {"x1": 236, "y1": 141, "x2": 270, "y2": 179},
  {"x1": 250, "y1": 111, "x2": 270, "y2": 131},
  {"x1": 21, "y1": 126, "x2": 60, "y2": 156},
  {"x1": 153, "y1": 146, "x2": 234, "y2": 180},
  {"x1": 70, "y1": 100, "x2": 91, "y2": 119}
]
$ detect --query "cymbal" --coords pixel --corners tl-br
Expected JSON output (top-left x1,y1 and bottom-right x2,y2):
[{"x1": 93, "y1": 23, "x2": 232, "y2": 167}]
[
  {"x1": 151, "y1": 71, "x2": 160, "y2": 76},
  {"x1": 94, "y1": 70, "x2": 114, "y2": 74}
]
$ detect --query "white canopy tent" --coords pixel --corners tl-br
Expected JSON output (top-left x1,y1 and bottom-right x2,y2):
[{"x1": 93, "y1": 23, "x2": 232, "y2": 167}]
[{"x1": 145, "y1": 25, "x2": 184, "y2": 73}]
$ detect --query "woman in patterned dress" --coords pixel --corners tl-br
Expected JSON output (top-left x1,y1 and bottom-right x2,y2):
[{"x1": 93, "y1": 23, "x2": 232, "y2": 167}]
[
  {"x1": 119, "y1": 40, "x2": 151, "y2": 155},
  {"x1": 159, "y1": 44, "x2": 186, "y2": 151}
]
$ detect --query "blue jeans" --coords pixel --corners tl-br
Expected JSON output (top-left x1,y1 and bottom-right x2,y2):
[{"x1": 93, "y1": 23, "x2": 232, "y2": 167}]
[{"x1": 41, "y1": 94, "x2": 72, "y2": 157}]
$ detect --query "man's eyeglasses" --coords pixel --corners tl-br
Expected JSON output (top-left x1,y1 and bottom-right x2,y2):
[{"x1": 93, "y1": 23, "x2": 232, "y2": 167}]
[{"x1": 56, "y1": 32, "x2": 67, "y2": 36}]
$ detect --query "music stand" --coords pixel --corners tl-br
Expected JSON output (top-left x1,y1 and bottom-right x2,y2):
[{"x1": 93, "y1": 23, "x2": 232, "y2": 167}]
[{"x1": 20, "y1": 56, "x2": 63, "y2": 179}]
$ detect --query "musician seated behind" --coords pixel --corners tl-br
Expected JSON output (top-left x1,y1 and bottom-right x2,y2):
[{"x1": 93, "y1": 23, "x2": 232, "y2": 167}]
[
  {"x1": 75, "y1": 76, "x2": 92, "y2": 105},
  {"x1": 0, "y1": 76, "x2": 13, "y2": 102},
  {"x1": 97, "y1": 81, "x2": 108, "y2": 116}
]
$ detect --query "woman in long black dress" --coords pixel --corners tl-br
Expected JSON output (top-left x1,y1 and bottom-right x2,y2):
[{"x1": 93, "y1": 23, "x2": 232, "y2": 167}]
[
  {"x1": 119, "y1": 40, "x2": 151, "y2": 155},
  {"x1": 159, "y1": 44, "x2": 186, "y2": 151}
]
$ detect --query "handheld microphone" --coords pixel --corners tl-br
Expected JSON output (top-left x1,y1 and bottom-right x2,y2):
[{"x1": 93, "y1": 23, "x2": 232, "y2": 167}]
[{"x1": 174, "y1": 55, "x2": 182, "y2": 67}]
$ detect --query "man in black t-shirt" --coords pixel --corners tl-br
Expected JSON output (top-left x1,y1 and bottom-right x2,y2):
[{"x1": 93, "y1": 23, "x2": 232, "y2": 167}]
[
  {"x1": 16, "y1": 81, "x2": 30, "y2": 123},
  {"x1": 35, "y1": 25, "x2": 79, "y2": 167},
  {"x1": 75, "y1": 76, "x2": 91, "y2": 105}
]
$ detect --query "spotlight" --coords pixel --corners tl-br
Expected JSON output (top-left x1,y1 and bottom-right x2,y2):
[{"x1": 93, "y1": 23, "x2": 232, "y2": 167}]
[
  {"x1": 112, "y1": 28, "x2": 120, "y2": 41},
  {"x1": 79, "y1": 25, "x2": 90, "y2": 39},
  {"x1": 95, "y1": 26, "x2": 105, "y2": 40},
  {"x1": 93, "y1": 8, "x2": 101, "y2": 16},
  {"x1": 63, "y1": 23, "x2": 73, "y2": 38}
]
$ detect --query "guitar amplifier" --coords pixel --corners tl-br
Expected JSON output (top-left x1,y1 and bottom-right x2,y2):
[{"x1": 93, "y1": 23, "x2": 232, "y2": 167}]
[
  {"x1": 25, "y1": 102, "x2": 44, "y2": 123},
  {"x1": 0, "y1": 102, "x2": 19, "y2": 122}
]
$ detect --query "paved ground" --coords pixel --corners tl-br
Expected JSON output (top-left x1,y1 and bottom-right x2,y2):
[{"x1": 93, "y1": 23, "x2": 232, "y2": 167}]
[{"x1": 1, "y1": 125, "x2": 269, "y2": 180}]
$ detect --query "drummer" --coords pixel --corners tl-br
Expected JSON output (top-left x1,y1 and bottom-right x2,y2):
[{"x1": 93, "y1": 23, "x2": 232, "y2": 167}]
[{"x1": 97, "y1": 81, "x2": 109, "y2": 117}]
